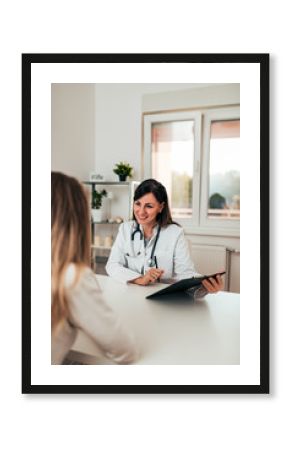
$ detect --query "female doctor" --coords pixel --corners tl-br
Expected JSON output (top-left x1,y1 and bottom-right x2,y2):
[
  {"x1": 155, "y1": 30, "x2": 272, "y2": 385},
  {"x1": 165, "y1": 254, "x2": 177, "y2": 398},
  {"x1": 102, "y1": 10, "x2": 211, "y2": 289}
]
[{"x1": 106, "y1": 179, "x2": 223, "y2": 293}]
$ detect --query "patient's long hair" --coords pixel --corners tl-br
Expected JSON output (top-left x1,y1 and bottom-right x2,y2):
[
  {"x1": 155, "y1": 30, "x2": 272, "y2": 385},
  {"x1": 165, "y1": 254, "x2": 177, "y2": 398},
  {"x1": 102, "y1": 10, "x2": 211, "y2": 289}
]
[{"x1": 51, "y1": 172, "x2": 91, "y2": 333}]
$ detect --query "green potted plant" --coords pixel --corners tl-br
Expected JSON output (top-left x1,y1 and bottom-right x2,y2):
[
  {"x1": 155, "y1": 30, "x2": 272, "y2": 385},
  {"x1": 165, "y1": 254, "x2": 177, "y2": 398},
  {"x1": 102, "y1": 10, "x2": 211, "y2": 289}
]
[
  {"x1": 113, "y1": 161, "x2": 133, "y2": 182},
  {"x1": 91, "y1": 189, "x2": 107, "y2": 222}
]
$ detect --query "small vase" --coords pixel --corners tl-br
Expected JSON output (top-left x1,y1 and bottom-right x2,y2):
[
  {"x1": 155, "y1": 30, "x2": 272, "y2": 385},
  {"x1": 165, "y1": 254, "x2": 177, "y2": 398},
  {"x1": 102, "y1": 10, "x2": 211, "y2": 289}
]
[
  {"x1": 91, "y1": 208, "x2": 106, "y2": 223},
  {"x1": 118, "y1": 174, "x2": 127, "y2": 182}
]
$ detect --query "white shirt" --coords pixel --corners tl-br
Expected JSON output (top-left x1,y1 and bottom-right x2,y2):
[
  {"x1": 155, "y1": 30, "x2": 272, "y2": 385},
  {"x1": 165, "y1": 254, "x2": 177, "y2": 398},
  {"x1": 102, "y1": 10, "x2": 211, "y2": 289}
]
[
  {"x1": 106, "y1": 221, "x2": 202, "y2": 285},
  {"x1": 51, "y1": 264, "x2": 138, "y2": 364}
]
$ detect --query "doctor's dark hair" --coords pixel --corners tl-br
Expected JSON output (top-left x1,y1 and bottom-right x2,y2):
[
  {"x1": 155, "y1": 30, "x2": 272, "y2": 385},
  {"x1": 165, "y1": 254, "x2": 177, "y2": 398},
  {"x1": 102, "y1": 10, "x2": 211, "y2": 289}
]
[
  {"x1": 133, "y1": 178, "x2": 180, "y2": 228},
  {"x1": 51, "y1": 171, "x2": 91, "y2": 334}
]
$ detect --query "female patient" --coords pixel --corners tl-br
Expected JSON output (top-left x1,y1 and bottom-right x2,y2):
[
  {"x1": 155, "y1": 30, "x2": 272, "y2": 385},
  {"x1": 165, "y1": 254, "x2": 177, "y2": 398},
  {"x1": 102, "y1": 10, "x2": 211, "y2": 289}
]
[{"x1": 51, "y1": 171, "x2": 137, "y2": 364}]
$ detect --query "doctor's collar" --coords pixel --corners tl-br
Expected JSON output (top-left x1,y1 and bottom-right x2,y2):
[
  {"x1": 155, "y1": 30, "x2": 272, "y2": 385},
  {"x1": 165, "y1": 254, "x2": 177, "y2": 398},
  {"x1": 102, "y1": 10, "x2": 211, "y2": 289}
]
[
  {"x1": 134, "y1": 221, "x2": 159, "y2": 232},
  {"x1": 131, "y1": 221, "x2": 160, "y2": 241}
]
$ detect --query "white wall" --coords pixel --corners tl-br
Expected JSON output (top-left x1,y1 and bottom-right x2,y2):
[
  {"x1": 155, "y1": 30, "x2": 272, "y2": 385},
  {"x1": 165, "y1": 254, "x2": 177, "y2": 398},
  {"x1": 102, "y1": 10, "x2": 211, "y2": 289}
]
[
  {"x1": 52, "y1": 83, "x2": 212, "y2": 218},
  {"x1": 92, "y1": 83, "x2": 237, "y2": 182},
  {"x1": 142, "y1": 83, "x2": 240, "y2": 112},
  {"x1": 51, "y1": 83, "x2": 96, "y2": 180},
  {"x1": 93, "y1": 83, "x2": 207, "y2": 181},
  {"x1": 93, "y1": 84, "x2": 143, "y2": 181},
  {"x1": 51, "y1": 83, "x2": 213, "y2": 182}
]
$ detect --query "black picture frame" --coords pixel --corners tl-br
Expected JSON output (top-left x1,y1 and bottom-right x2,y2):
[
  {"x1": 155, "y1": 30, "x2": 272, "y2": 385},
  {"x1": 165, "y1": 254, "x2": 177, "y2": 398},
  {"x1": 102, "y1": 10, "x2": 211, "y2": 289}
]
[{"x1": 22, "y1": 53, "x2": 269, "y2": 394}]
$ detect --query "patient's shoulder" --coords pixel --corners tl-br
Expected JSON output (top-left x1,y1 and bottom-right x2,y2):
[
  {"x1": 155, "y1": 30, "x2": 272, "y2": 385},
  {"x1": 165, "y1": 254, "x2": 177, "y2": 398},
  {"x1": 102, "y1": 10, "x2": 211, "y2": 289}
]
[{"x1": 64, "y1": 263, "x2": 92, "y2": 289}]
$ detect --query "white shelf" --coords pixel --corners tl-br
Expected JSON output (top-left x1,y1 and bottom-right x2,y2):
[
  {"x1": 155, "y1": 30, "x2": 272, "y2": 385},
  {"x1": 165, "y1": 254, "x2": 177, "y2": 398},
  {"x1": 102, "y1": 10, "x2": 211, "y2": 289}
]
[
  {"x1": 86, "y1": 180, "x2": 140, "y2": 273},
  {"x1": 83, "y1": 181, "x2": 131, "y2": 186},
  {"x1": 84, "y1": 180, "x2": 140, "y2": 223}
]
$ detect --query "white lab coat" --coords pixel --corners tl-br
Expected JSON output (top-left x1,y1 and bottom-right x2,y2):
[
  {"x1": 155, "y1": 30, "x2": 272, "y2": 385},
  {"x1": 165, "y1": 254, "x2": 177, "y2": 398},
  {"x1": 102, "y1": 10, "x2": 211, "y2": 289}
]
[{"x1": 106, "y1": 221, "x2": 202, "y2": 285}]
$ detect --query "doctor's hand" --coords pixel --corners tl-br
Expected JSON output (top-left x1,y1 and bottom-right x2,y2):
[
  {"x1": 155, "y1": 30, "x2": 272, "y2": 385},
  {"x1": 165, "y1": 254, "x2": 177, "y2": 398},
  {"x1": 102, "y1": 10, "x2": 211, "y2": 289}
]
[
  {"x1": 202, "y1": 274, "x2": 224, "y2": 293},
  {"x1": 131, "y1": 268, "x2": 164, "y2": 286}
]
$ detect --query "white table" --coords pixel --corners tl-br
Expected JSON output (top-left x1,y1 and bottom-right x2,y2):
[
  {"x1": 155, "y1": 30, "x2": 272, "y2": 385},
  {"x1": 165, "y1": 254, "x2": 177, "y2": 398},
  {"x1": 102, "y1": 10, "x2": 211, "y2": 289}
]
[{"x1": 70, "y1": 275, "x2": 240, "y2": 365}]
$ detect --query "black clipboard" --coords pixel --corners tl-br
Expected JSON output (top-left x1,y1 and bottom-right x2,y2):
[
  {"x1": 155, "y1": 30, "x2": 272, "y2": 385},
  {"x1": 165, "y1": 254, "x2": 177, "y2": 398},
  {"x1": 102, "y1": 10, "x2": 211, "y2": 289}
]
[{"x1": 146, "y1": 271, "x2": 226, "y2": 299}]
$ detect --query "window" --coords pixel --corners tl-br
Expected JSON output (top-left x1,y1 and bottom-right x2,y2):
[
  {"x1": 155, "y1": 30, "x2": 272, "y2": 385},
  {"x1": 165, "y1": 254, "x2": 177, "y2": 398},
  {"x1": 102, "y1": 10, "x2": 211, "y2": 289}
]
[
  {"x1": 208, "y1": 120, "x2": 240, "y2": 219},
  {"x1": 143, "y1": 107, "x2": 240, "y2": 235},
  {"x1": 151, "y1": 120, "x2": 194, "y2": 218}
]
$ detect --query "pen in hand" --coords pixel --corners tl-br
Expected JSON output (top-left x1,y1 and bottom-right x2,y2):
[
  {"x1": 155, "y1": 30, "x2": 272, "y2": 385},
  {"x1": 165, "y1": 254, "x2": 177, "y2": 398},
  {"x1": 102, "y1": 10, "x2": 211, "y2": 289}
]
[{"x1": 154, "y1": 256, "x2": 160, "y2": 282}]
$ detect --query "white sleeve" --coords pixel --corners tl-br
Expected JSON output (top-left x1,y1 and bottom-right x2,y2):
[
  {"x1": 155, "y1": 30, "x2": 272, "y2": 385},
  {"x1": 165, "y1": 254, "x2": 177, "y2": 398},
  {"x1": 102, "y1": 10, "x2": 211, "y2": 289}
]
[
  {"x1": 68, "y1": 268, "x2": 138, "y2": 364},
  {"x1": 173, "y1": 230, "x2": 206, "y2": 300},
  {"x1": 106, "y1": 223, "x2": 142, "y2": 284},
  {"x1": 173, "y1": 230, "x2": 199, "y2": 280}
]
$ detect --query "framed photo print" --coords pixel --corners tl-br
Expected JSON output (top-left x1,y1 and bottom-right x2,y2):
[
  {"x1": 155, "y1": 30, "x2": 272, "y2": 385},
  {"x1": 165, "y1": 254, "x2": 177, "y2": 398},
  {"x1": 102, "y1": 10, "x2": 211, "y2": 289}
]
[{"x1": 22, "y1": 53, "x2": 269, "y2": 394}]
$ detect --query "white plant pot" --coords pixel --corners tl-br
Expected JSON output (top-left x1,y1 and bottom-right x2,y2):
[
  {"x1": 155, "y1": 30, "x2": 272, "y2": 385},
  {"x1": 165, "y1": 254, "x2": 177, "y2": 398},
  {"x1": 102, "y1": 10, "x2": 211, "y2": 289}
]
[{"x1": 91, "y1": 208, "x2": 106, "y2": 223}]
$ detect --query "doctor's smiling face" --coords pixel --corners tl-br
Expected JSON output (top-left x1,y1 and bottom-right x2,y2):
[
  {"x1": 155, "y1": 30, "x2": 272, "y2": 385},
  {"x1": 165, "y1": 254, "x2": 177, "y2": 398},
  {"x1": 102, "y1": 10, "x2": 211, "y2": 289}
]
[
  {"x1": 133, "y1": 179, "x2": 175, "y2": 229},
  {"x1": 133, "y1": 192, "x2": 164, "y2": 229}
]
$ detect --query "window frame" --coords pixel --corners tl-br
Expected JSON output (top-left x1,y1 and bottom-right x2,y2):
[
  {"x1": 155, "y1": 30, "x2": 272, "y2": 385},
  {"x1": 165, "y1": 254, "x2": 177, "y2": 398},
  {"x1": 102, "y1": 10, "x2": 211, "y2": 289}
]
[
  {"x1": 143, "y1": 107, "x2": 240, "y2": 237},
  {"x1": 200, "y1": 107, "x2": 240, "y2": 232},
  {"x1": 143, "y1": 110, "x2": 202, "y2": 228}
]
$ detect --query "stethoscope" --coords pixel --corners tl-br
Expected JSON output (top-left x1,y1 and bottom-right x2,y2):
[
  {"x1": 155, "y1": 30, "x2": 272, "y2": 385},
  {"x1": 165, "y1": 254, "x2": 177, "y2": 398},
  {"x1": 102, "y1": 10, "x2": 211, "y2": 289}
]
[{"x1": 130, "y1": 222, "x2": 161, "y2": 268}]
